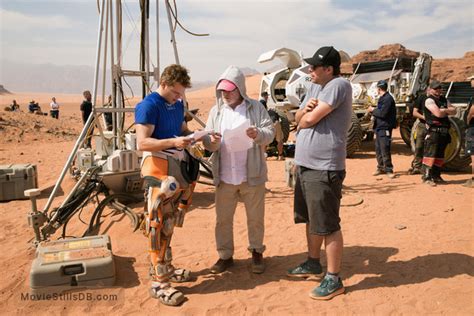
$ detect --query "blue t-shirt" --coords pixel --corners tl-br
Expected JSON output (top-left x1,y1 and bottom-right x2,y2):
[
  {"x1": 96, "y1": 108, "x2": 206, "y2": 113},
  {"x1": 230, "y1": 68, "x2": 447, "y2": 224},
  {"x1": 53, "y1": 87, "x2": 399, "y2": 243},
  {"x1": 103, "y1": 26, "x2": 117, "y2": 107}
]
[{"x1": 134, "y1": 92, "x2": 184, "y2": 139}]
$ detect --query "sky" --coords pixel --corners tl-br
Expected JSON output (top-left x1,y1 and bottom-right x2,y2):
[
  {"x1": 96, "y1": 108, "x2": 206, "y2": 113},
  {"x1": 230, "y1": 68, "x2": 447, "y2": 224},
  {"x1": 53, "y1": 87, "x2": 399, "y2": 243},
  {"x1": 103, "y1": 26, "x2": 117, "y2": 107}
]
[{"x1": 1, "y1": 0, "x2": 473, "y2": 86}]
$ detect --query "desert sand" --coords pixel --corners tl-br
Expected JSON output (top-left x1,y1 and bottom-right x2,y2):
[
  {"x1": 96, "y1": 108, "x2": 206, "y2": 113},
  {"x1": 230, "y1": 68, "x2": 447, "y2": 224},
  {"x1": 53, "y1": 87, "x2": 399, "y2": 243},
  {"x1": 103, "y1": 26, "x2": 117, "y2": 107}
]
[{"x1": 0, "y1": 75, "x2": 473, "y2": 315}]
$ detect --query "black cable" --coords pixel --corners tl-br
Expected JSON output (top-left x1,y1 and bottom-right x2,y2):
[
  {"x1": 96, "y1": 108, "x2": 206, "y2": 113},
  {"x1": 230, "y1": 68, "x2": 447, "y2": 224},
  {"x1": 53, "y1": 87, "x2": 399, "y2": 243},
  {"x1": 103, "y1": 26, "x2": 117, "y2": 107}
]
[
  {"x1": 83, "y1": 193, "x2": 141, "y2": 237},
  {"x1": 166, "y1": 0, "x2": 209, "y2": 37}
]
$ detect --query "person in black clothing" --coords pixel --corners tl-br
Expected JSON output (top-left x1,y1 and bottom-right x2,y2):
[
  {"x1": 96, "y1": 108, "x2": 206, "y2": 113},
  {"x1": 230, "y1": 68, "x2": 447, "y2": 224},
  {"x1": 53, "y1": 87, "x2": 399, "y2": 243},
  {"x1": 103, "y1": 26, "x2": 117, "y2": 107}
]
[
  {"x1": 80, "y1": 90, "x2": 93, "y2": 148},
  {"x1": 421, "y1": 80, "x2": 456, "y2": 186},
  {"x1": 408, "y1": 90, "x2": 428, "y2": 174},
  {"x1": 368, "y1": 80, "x2": 397, "y2": 178},
  {"x1": 104, "y1": 95, "x2": 113, "y2": 131},
  {"x1": 28, "y1": 100, "x2": 41, "y2": 113}
]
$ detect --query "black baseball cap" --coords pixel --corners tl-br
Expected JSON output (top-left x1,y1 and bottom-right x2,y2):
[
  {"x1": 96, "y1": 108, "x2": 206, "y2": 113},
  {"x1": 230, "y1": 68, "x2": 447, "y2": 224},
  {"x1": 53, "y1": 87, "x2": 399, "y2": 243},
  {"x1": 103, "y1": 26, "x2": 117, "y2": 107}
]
[
  {"x1": 304, "y1": 46, "x2": 341, "y2": 68},
  {"x1": 429, "y1": 80, "x2": 442, "y2": 89},
  {"x1": 377, "y1": 80, "x2": 388, "y2": 90}
]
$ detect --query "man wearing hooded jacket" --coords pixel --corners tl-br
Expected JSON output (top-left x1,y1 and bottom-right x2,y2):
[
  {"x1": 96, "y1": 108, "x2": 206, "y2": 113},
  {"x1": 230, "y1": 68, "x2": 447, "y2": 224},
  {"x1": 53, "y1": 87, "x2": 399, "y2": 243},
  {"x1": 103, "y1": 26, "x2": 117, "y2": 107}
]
[{"x1": 202, "y1": 66, "x2": 274, "y2": 274}]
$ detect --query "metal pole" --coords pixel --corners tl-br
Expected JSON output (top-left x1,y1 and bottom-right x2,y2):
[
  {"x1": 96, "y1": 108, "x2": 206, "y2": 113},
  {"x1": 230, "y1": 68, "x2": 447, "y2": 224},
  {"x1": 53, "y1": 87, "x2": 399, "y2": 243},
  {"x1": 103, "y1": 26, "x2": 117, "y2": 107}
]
[
  {"x1": 116, "y1": 0, "x2": 123, "y2": 149},
  {"x1": 92, "y1": 0, "x2": 105, "y2": 109},
  {"x1": 42, "y1": 113, "x2": 97, "y2": 214},
  {"x1": 156, "y1": 0, "x2": 160, "y2": 84},
  {"x1": 146, "y1": 0, "x2": 151, "y2": 93},
  {"x1": 165, "y1": 0, "x2": 180, "y2": 64},
  {"x1": 140, "y1": 0, "x2": 146, "y2": 97},
  {"x1": 110, "y1": 0, "x2": 117, "y2": 148},
  {"x1": 43, "y1": 0, "x2": 105, "y2": 213},
  {"x1": 101, "y1": 0, "x2": 110, "y2": 109},
  {"x1": 387, "y1": 58, "x2": 399, "y2": 94},
  {"x1": 42, "y1": 0, "x2": 106, "y2": 214},
  {"x1": 446, "y1": 81, "x2": 454, "y2": 98}
]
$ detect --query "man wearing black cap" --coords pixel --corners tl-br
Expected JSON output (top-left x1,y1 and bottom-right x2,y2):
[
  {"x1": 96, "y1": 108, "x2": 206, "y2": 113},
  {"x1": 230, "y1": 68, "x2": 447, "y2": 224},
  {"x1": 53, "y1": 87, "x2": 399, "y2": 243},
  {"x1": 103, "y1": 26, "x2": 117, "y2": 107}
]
[
  {"x1": 288, "y1": 46, "x2": 352, "y2": 300},
  {"x1": 368, "y1": 80, "x2": 397, "y2": 178},
  {"x1": 421, "y1": 80, "x2": 456, "y2": 186}
]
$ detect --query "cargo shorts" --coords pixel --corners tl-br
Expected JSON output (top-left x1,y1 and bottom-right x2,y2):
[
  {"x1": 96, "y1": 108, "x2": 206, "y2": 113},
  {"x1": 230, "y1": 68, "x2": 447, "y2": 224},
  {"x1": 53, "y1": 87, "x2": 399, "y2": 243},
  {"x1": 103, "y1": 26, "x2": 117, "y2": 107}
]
[{"x1": 293, "y1": 166, "x2": 345, "y2": 235}]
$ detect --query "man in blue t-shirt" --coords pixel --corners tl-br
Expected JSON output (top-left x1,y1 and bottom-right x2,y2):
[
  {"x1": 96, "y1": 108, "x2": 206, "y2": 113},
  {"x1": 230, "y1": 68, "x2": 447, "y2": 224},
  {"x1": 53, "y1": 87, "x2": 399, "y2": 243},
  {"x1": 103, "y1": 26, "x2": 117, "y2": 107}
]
[
  {"x1": 135, "y1": 64, "x2": 220, "y2": 306},
  {"x1": 288, "y1": 46, "x2": 352, "y2": 301}
]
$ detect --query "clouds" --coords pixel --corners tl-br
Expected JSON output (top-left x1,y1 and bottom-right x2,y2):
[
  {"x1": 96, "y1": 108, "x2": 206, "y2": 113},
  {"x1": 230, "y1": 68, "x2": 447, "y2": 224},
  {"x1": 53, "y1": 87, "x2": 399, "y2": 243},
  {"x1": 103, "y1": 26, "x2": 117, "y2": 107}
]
[
  {"x1": 0, "y1": 0, "x2": 472, "y2": 84},
  {"x1": 0, "y1": 8, "x2": 74, "y2": 31}
]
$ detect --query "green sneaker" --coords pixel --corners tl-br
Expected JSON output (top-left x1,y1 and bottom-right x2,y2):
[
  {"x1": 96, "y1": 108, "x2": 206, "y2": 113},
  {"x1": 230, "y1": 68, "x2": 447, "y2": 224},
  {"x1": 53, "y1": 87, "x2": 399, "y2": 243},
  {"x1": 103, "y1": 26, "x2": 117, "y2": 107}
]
[
  {"x1": 310, "y1": 274, "x2": 345, "y2": 300},
  {"x1": 287, "y1": 260, "x2": 323, "y2": 278}
]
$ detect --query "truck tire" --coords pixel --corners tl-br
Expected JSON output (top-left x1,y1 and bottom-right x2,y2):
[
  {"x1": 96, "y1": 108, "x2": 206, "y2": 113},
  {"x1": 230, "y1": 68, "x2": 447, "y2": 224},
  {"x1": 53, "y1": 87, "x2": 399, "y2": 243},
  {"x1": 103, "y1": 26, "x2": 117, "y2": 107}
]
[
  {"x1": 411, "y1": 117, "x2": 472, "y2": 171},
  {"x1": 400, "y1": 114, "x2": 414, "y2": 147},
  {"x1": 347, "y1": 111, "x2": 363, "y2": 157},
  {"x1": 444, "y1": 117, "x2": 472, "y2": 171}
]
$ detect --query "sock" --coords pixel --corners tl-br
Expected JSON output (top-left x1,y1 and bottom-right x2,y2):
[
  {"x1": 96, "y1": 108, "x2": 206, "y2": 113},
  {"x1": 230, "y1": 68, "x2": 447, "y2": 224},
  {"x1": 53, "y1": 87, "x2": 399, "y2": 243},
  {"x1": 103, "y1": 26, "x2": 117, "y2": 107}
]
[
  {"x1": 326, "y1": 271, "x2": 339, "y2": 281},
  {"x1": 307, "y1": 256, "x2": 320, "y2": 265}
]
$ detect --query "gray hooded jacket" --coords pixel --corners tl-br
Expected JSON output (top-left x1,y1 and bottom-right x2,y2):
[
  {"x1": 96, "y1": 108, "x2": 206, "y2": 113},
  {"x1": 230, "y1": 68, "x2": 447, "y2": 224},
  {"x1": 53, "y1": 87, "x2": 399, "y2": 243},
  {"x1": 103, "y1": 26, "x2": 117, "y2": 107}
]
[{"x1": 203, "y1": 66, "x2": 274, "y2": 186}]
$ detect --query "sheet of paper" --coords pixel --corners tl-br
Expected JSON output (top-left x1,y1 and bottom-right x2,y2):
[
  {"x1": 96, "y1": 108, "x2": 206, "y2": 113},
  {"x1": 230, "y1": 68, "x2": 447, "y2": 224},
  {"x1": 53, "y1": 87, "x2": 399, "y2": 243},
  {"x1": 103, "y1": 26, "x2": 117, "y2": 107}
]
[
  {"x1": 223, "y1": 119, "x2": 253, "y2": 152},
  {"x1": 188, "y1": 130, "x2": 210, "y2": 141}
]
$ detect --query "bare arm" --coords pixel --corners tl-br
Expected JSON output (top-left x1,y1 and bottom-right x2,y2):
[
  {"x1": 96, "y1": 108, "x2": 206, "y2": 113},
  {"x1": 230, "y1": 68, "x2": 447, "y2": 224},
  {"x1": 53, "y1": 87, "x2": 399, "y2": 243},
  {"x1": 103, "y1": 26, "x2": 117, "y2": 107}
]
[
  {"x1": 425, "y1": 98, "x2": 447, "y2": 118},
  {"x1": 136, "y1": 123, "x2": 191, "y2": 151},
  {"x1": 445, "y1": 100, "x2": 457, "y2": 115},
  {"x1": 295, "y1": 98, "x2": 318, "y2": 124},
  {"x1": 412, "y1": 107, "x2": 424, "y2": 120},
  {"x1": 298, "y1": 100, "x2": 333, "y2": 129},
  {"x1": 467, "y1": 105, "x2": 474, "y2": 123}
]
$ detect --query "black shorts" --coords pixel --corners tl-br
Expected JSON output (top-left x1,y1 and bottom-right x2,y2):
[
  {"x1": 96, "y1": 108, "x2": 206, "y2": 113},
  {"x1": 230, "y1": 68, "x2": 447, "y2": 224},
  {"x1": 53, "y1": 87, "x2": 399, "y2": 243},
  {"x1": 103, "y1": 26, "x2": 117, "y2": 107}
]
[{"x1": 293, "y1": 166, "x2": 345, "y2": 235}]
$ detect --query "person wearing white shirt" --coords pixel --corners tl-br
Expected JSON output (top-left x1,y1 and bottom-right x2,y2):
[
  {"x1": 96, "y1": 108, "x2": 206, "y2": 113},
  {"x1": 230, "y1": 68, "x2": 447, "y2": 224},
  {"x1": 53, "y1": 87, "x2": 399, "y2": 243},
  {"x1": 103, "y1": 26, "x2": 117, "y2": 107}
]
[
  {"x1": 203, "y1": 66, "x2": 274, "y2": 275},
  {"x1": 50, "y1": 97, "x2": 59, "y2": 119}
]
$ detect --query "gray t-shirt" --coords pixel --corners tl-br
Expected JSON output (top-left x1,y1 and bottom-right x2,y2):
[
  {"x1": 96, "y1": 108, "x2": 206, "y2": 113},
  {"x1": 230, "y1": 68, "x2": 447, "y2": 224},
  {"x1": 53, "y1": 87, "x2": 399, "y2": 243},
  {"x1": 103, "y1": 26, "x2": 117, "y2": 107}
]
[{"x1": 294, "y1": 77, "x2": 352, "y2": 170}]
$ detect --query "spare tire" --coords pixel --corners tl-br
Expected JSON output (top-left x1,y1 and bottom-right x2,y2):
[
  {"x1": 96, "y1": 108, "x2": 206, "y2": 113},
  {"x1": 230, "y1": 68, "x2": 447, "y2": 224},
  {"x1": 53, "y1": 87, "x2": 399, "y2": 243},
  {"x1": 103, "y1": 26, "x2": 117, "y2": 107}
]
[
  {"x1": 346, "y1": 111, "x2": 363, "y2": 157},
  {"x1": 444, "y1": 117, "x2": 472, "y2": 171},
  {"x1": 410, "y1": 117, "x2": 472, "y2": 171}
]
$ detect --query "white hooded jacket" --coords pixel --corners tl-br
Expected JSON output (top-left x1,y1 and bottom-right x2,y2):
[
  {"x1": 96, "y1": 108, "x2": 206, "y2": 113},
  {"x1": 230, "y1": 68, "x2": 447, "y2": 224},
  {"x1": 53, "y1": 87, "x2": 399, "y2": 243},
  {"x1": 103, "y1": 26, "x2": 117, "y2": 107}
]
[{"x1": 203, "y1": 66, "x2": 274, "y2": 186}]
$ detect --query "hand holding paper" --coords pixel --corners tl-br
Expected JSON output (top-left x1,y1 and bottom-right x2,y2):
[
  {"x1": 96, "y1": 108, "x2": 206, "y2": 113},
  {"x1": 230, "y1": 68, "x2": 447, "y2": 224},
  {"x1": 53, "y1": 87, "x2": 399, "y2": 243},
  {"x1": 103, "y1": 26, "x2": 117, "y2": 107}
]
[
  {"x1": 223, "y1": 119, "x2": 253, "y2": 152},
  {"x1": 188, "y1": 130, "x2": 211, "y2": 141},
  {"x1": 246, "y1": 126, "x2": 258, "y2": 139}
]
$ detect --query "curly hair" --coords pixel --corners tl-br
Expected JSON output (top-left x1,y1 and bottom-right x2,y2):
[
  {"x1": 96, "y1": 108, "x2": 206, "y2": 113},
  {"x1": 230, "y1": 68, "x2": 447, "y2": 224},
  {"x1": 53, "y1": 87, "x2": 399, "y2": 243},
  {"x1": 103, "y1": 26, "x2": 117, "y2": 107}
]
[{"x1": 160, "y1": 64, "x2": 192, "y2": 88}]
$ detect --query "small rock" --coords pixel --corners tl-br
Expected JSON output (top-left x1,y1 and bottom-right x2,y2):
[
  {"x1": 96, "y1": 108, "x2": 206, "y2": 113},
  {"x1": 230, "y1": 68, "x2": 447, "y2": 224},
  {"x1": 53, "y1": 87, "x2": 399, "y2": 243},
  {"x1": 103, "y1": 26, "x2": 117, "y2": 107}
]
[
  {"x1": 444, "y1": 208, "x2": 454, "y2": 212},
  {"x1": 20, "y1": 152, "x2": 24, "y2": 155},
  {"x1": 395, "y1": 224, "x2": 407, "y2": 230}
]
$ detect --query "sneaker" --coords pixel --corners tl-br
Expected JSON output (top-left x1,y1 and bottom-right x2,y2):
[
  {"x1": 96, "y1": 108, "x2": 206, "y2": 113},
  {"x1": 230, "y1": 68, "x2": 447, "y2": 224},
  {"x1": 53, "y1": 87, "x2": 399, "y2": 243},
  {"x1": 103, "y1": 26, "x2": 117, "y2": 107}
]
[
  {"x1": 372, "y1": 169, "x2": 385, "y2": 176},
  {"x1": 433, "y1": 176, "x2": 446, "y2": 184},
  {"x1": 210, "y1": 257, "x2": 234, "y2": 274},
  {"x1": 462, "y1": 179, "x2": 473, "y2": 188},
  {"x1": 386, "y1": 172, "x2": 396, "y2": 179},
  {"x1": 287, "y1": 259, "x2": 323, "y2": 278},
  {"x1": 408, "y1": 168, "x2": 422, "y2": 175},
  {"x1": 423, "y1": 178, "x2": 437, "y2": 187},
  {"x1": 251, "y1": 250, "x2": 265, "y2": 274},
  {"x1": 309, "y1": 274, "x2": 345, "y2": 300}
]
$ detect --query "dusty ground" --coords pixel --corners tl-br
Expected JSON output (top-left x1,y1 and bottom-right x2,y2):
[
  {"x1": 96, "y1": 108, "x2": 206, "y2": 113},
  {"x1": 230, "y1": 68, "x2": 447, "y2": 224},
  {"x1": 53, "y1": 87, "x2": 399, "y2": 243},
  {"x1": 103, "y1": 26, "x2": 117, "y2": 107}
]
[{"x1": 0, "y1": 76, "x2": 473, "y2": 315}]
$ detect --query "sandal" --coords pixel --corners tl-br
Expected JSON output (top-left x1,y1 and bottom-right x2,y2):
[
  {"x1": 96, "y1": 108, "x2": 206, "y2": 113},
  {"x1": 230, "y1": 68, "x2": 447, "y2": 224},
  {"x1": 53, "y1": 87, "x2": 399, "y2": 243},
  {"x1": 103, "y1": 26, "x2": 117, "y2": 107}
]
[
  {"x1": 149, "y1": 282, "x2": 185, "y2": 306},
  {"x1": 169, "y1": 268, "x2": 191, "y2": 283}
]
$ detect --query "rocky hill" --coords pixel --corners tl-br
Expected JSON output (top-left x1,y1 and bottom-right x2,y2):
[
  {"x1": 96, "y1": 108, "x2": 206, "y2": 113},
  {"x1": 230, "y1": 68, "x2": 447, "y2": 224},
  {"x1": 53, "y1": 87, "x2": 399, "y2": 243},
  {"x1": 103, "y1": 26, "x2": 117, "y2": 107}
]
[{"x1": 341, "y1": 44, "x2": 474, "y2": 82}]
